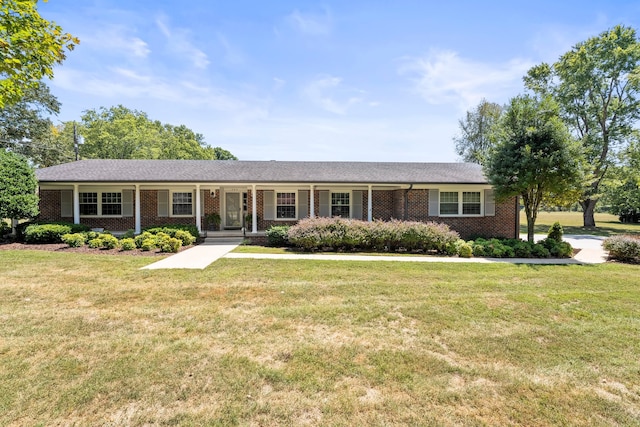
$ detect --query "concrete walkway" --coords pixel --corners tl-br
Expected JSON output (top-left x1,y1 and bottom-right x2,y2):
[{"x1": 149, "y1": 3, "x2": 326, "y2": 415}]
[
  {"x1": 140, "y1": 238, "x2": 243, "y2": 270},
  {"x1": 141, "y1": 234, "x2": 608, "y2": 269}
]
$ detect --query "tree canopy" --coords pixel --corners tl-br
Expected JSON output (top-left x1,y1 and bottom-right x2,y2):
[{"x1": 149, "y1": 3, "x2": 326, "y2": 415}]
[
  {"x1": 0, "y1": 149, "x2": 39, "y2": 220},
  {"x1": 524, "y1": 25, "x2": 640, "y2": 227},
  {"x1": 0, "y1": 83, "x2": 68, "y2": 167},
  {"x1": 73, "y1": 105, "x2": 237, "y2": 161},
  {"x1": 453, "y1": 99, "x2": 502, "y2": 165},
  {"x1": 485, "y1": 95, "x2": 584, "y2": 242},
  {"x1": 0, "y1": 0, "x2": 78, "y2": 108}
]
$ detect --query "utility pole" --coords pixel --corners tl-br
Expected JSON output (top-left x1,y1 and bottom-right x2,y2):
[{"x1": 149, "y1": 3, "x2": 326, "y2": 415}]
[{"x1": 73, "y1": 123, "x2": 83, "y2": 161}]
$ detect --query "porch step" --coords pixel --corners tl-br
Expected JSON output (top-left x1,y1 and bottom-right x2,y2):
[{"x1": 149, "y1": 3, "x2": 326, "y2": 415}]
[{"x1": 203, "y1": 237, "x2": 245, "y2": 245}]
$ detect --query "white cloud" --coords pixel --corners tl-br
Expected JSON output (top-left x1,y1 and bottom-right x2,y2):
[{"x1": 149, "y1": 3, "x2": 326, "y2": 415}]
[
  {"x1": 286, "y1": 8, "x2": 332, "y2": 36},
  {"x1": 82, "y1": 27, "x2": 150, "y2": 59},
  {"x1": 301, "y1": 75, "x2": 364, "y2": 115},
  {"x1": 156, "y1": 15, "x2": 210, "y2": 69},
  {"x1": 399, "y1": 49, "x2": 533, "y2": 110}
]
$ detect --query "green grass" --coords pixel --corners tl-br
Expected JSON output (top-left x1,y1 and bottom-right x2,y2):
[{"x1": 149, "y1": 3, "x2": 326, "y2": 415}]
[
  {"x1": 1, "y1": 250, "x2": 640, "y2": 425},
  {"x1": 521, "y1": 211, "x2": 640, "y2": 236}
]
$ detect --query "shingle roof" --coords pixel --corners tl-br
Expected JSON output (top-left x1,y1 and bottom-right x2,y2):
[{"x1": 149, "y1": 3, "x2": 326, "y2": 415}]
[{"x1": 35, "y1": 160, "x2": 488, "y2": 184}]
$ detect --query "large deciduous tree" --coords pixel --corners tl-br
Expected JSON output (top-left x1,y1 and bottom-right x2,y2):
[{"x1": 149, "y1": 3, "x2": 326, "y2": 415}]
[
  {"x1": 524, "y1": 25, "x2": 640, "y2": 227},
  {"x1": 0, "y1": 150, "x2": 39, "y2": 223},
  {"x1": 453, "y1": 99, "x2": 502, "y2": 165},
  {"x1": 0, "y1": 83, "x2": 71, "y2": 167},
  {"x1": 485, "y1": 95, "x2": 584, "y2": 243},
  {"x1": 0, "y1": 0, "x2": 78, "y2": 108},
  {"x1": 75, "y1": 105, "x2": 237, "y2": 161}
]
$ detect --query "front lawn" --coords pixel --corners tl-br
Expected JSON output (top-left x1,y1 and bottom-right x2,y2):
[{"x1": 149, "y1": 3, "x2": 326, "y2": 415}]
[
  {"x1": 521, "y1": 211, "x2": 640, "y2": 236},
  {"x1": 1, "y1": 250, "x2": 639, "y2": 425}
]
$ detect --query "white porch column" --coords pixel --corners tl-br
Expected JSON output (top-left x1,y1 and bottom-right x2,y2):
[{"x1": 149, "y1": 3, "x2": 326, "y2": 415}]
[
  {"x1": 195, "y1": 184, "x2": 202, "y2": 234},
  {"x1": 134, "y1": 184, "x2": 141, "y2": 234},
  {"x1": 368, "y1": 185, "x2": 373, "y2": 222},
  {"x1": 310, "y1": 184, "x2": 315, "y2": 218},
  {"x1": 252, "y1": 184, "x2": 257, "y2": 233},
  {"x1": 73, "y1": 184, "x2": 80, "y2": 225}
]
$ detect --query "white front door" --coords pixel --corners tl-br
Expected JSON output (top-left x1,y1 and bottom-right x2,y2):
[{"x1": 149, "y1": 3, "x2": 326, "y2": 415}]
[{"x1": 225, "y1": 192, "x2": 242, "y2": 228}]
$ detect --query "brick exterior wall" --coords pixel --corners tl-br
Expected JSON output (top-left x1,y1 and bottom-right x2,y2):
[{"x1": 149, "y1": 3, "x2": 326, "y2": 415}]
[{"x1": 38, "y1": 187, "x2": 518, "y2": 239}]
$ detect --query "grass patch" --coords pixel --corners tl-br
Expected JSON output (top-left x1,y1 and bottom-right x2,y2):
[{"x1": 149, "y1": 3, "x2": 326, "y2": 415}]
[
  {"x1": 1, "y1": 250, "x2": 640, "y2": 425},
  {"x1": 521, "y1": 211, "x2": 640, "y2": 236}
]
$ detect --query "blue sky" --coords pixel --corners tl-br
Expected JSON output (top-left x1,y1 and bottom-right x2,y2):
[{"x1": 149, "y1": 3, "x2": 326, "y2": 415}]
[{"x1": 39, "y1": 0, "x2": 640, "y2": 162}]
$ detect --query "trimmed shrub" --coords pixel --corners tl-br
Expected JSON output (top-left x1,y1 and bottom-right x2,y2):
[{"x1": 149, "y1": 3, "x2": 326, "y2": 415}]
[
  {"x1": 547, "y1": 222, "x2": 564, "y2": 242},
  {"x1": 456, "y1": 240, "x2": 473, "y2": 258},
  {"x1": 173, "y1": 229, "x2": 196, "y2": 246},
  {"x1": 61, "y1": 233, "x2": 85, "y2": 248},
  {"x1": 531, "y1": 243, "x2": 550, "y2": 258},
  {"x1": 603, "y1": 235, "x2": 640, "y2": 262},
  {"x1": 286, "y1": 218, "x2": 459, "y2": 253},
  {"x1": 160, "y1": 237, "x2": 182, "y2": 253},
  {"x1": 135, "y1": 232, "x2": 154, "y2": 248},
  {"x1": 100, "y1": 234, "x2": 119, "y2": 249},
  {"x1": 88, "y1": 238, "x2": 103, "y2": 249},
  {"x1": 140, "y1": 239, "x2": 156, "y2": 251},
  {"x1": 144, "y1": 224, "x2": 199, "y2": 240},
  {"x1": 266, "y1": 225, "x2": 291, "y2": 247},
  {"x1": 120, "y1": 238, "x2": 136, "y2": 251},
  {"x1": 25, "y1": 224, "x2": 72, "y2": 243}
]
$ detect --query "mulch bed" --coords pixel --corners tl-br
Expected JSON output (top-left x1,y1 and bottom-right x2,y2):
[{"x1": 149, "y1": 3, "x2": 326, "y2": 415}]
[{"x1": 0, "y1": 241, "x2": 194, "y2": 256}]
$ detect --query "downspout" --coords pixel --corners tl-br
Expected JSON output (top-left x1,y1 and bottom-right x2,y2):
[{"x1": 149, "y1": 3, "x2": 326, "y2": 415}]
[
  {"x1": 515, "y1": 195, "x2": 520, "y2": 239},
  {"x1": 404, "y1": 184, "x2": 413, "y2": 221}
]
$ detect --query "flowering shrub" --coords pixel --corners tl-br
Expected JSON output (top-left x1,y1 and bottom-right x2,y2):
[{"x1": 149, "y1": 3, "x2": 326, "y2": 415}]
[
  {"x1": 603, "y1": 235, "x2": 640, "y2": 262},
  {"x1": 286, "y1": 218, "x2": 460, "y2": 253}
]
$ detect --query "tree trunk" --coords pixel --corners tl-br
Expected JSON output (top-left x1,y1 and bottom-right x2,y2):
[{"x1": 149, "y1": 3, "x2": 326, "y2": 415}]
[
  {"x1": 526, "y1": 213, "x2": 535, "y2": 243},
  {"x1": 580, "y1": 199, "x2": 597, "y2": 227}
]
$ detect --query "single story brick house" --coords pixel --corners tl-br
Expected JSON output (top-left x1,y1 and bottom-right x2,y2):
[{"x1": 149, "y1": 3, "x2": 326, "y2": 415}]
[{"x1": 34, "y1": 160, "x2": 519, "y2": 239}]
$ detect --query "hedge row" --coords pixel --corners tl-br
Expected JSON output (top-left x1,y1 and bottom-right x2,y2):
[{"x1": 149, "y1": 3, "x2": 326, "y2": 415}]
[
  {"x1": 24, "y1": 223, "x2": 90, "y2": 243},
  {"x1": 286, "y1": 218, "x2": 460, "y2": 254},
  {"x1": 603, "y1": 235, "x2": 640, "y2": 263},
  {"x1": 268, "y1": 218, "x2": 573, "y2": 258}
]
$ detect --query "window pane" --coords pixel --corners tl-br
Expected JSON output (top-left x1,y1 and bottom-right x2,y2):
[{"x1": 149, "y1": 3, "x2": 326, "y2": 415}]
[
  {"x1": 101, "y1": 192, "x2": 122, "y2": 215},
  {"x1": 173, "y1": 192, "x2": 192, "y2": 215},
  {"x1": 440, "y1": 192, "x2": 458, "y2": 215},
  {"x1": 276, "y1": 192, "x2": 296, "y2": 219},
  {"x1": 463, "y1": 192, "x2": 481, "y2": 215},
  {"x1": 331, "y1": 193, "x2": 350, "y2": 217},
  {"x1": 79, "y1": 192, "x2": 98, "y2": 215}
]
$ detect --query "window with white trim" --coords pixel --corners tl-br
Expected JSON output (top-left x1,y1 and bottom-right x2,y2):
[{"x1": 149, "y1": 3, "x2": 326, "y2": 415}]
[
  {"x1": 276, "y1": 192, "x2": 296, "y2": 219},
  {"x1": 462, "y1": 192, "x2": 481, "y2": 215},
  {"x1": 439, "y1": 192, "x2": 459, "y2": 215},
  {"x1": 331, "y1": 192, "x2": 350, "y2": 217},
  {"x1": 79, "y1": 192, "x2": 98, "y2": 216},
  {"x1": 102, "y1": 192, "x2": 122, "y2": 215},
  {"x1": 172, "y1": 192, "x2": 193, "y2": 216},
  {"x1": 439, "y1": 190, "x2": 482, "y2": 216}
]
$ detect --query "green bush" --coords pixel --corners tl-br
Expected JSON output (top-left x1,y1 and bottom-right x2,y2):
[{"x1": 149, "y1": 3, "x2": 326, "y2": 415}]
[
  {"x1": 531, "y1": 244, "x2": 550, "y2": 258},
  {"x1": 286, "y1": 218, "x2": 460, "y2": 253},
  {"x1": 160, "y1": 237, "x2": 182, "y2": 253},
  {"x1": 25, "y1": 224, "x2": 72, "y2": 243},
  {"x1": 122, "y1": 229, "x2": 135, "y2": 239},
  {"x1": 61, "y1": 233, "x2": 85, "y2": 248},
  {"x1": 0, "y1": 220, "x2": 9, "y2": 236},
  {"x1": 603, "y1": 235, "x2": 640, "y2": 262},
  {"x1": 88, "y1": 238, "x2": 103, "y2": 249},
  {"x1": 140, "y1": 238, "x2": 156, "y2": 251},
  {"x1": 173, "y1": 229, "x2": 196, "y2": 246},
  {"x1": 144, "y1": 224, "x2": 199, "y2": 240},
  {"x1": 100, "y1": 234, "x2": 119, "y2": 249},
  {"x1": 547, "y1": 222, "x2": 564, "y2": 242},
  {"x1": 266, "y1": 225, "x2": 291, "y2": 247},
  {"x1": 120, "y1": 238, "x2": 136, "y2": 251},
  {"x1": 456, "y1": 240, "x2": 473, "y2": 258},
  {"x1": 135, "y1": 232, "x2": 154, "y2": 248}
]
